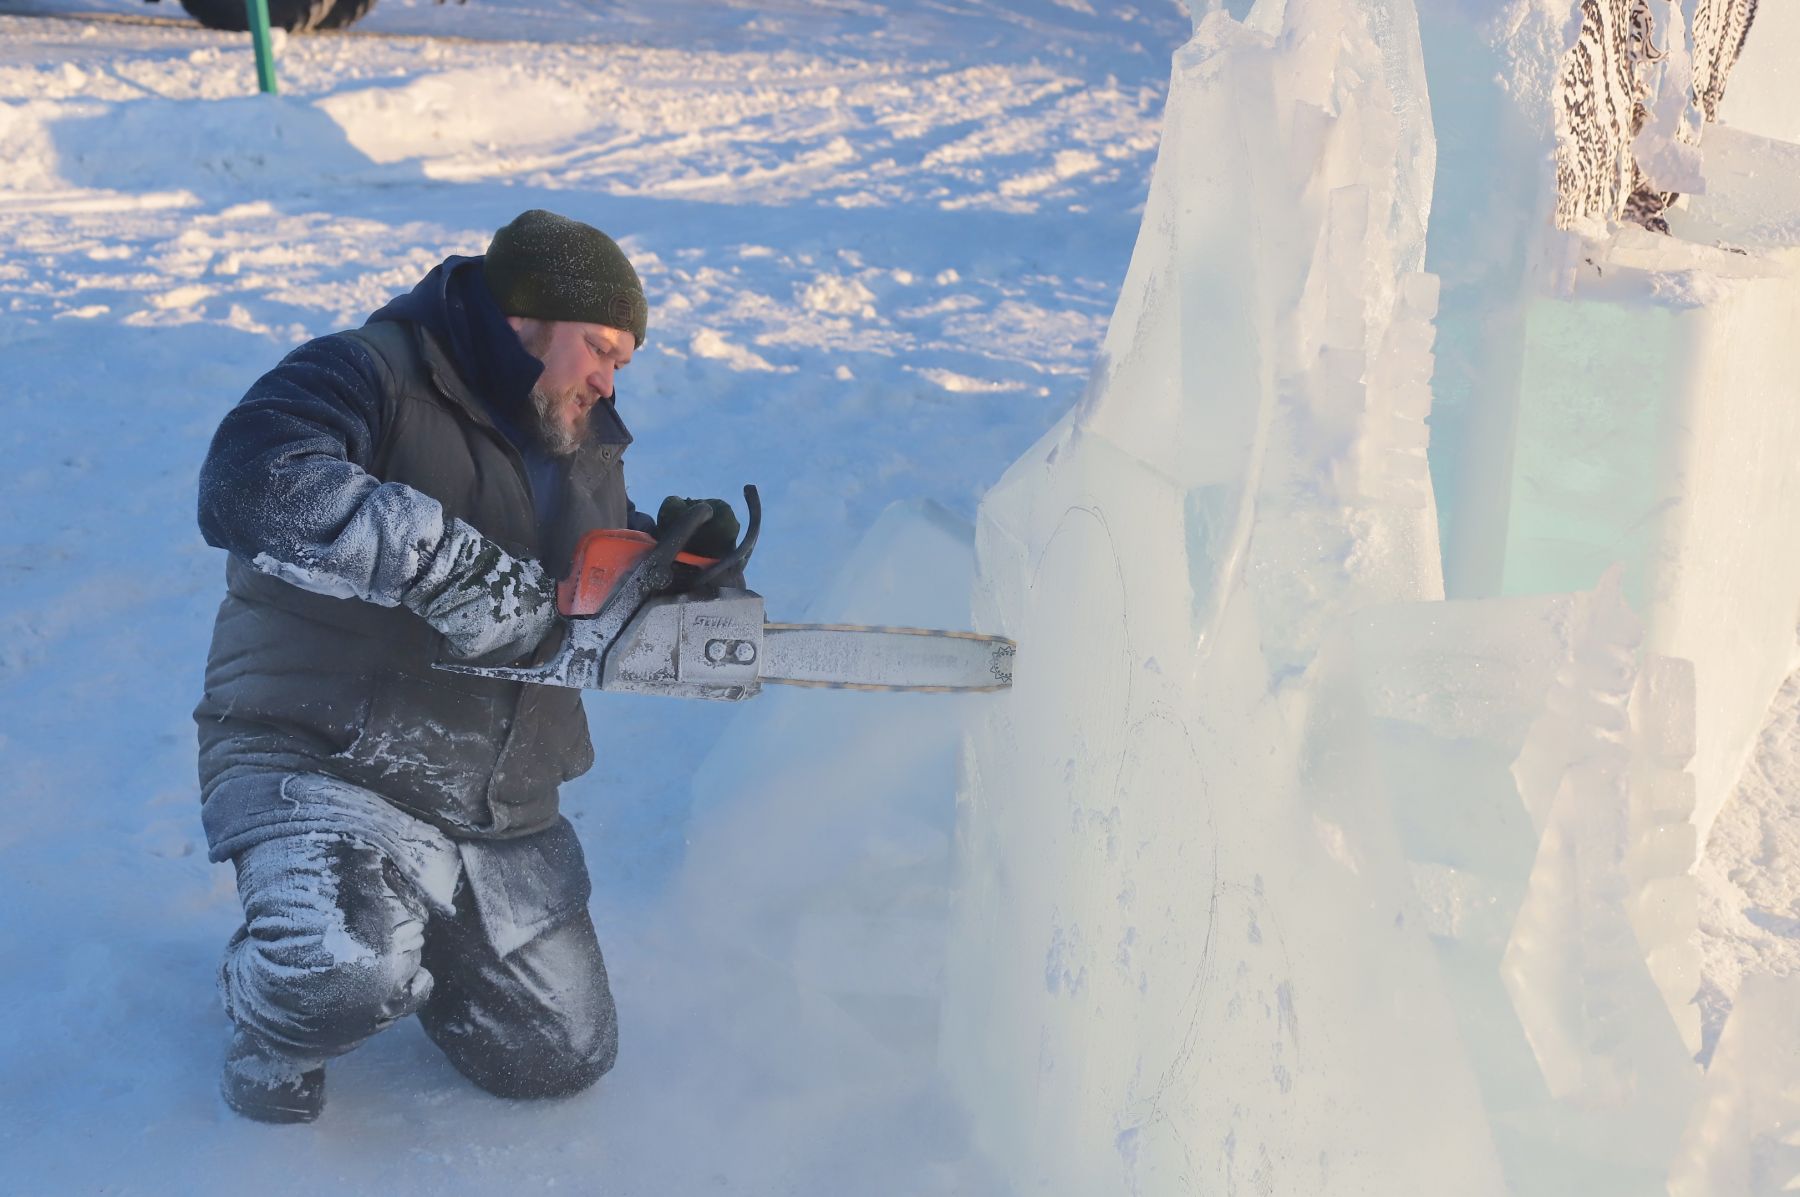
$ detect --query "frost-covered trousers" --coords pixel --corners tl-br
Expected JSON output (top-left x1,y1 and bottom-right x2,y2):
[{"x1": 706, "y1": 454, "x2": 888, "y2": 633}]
[{"x1": 218, "y1": 793, "x2": 619, "y2": 1100}]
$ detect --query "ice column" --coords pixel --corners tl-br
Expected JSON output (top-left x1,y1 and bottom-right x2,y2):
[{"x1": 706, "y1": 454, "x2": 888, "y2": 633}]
[
  {"x1": 941, "y1": 0, "x2": 1506, "y2": 1191},
  {"x1": 1417, "y1": 0, "x2": 1758, "y2": 593},
  {"x1": 1499, "y1": 576, "x2": 1701, "y2": 1174},
  {"x1": 1338, "y1": 574, "x2": 1703, "y2": 1192},
  {"x1": 1418, "y1": 0, "x2": 1800, "y2": 841}
]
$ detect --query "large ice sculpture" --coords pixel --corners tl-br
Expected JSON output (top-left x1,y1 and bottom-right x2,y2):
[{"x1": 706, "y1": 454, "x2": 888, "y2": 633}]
[
  {"x1": 940, "y1": 0, "x2": 1509, "y2": 1191},
  {"x1": 939, "y1": 0, "x2": 1800, "y2": 1192}
]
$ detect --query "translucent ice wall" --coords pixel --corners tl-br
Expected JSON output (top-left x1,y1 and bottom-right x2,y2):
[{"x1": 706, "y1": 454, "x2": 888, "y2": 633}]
[
  {"x1": 1416, "y1": 0, "x2": 1800, "y2": 842},
  {"x1": 1476, "y1": 0, "x2": 1800, "y2": 844},
  {"x1": 1417, "y1": 0, "x2": 1764, "y2": 597},
  {"x1": 1498, "y1": 237, "x2": 1800, "y2": 844},
  {"x1": 941, "y1": 0, "x2": 1508, "y2": 1190}
]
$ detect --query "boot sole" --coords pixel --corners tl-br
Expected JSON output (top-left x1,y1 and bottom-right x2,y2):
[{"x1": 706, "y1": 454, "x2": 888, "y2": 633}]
[{"x1": 220, "y1": 1077, "x2": 324, "y2": 1124}]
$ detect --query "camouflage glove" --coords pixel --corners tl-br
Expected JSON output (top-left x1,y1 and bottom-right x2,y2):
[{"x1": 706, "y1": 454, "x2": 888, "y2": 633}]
[
  {"x1": 655, "y1": 496, "x2": 740, "y2": 559},
  {"x1": 402, "y1": 519, "x2": 557, "y2": 662}
]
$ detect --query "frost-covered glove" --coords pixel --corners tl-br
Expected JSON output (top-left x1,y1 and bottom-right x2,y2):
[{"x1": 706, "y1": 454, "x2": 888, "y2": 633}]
[
  {"x1": 655, "y1": 496, "x2": 740, "y2": 559},
  {"x1": 402, "y1": 519, "x2": 557, "y2": 662}
]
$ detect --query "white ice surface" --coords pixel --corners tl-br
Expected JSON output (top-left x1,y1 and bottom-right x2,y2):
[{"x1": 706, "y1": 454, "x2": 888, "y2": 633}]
[{"x1": 1715, "y1": 0, "x2": 1800, "y2": 147}]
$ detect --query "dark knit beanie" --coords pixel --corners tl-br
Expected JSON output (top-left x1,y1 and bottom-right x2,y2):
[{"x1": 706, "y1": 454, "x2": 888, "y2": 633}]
[{"x1": 483, "y1": 209, "x2": 648, "y2": 347}]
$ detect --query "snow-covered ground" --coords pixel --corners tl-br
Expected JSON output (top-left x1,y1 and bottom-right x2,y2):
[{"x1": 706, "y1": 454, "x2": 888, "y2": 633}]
[
  {"x1": 2, "y1": 0, "x2": 1797, "y2": 1192},
  {"x1": 0, "y1": 2, "x2": 1183, "y2": 1191}
]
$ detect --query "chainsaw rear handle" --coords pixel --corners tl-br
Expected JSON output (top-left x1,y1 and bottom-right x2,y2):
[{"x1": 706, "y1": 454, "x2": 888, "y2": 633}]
[
  {"x1": 586, "y1": 484, "x2": 757, "y2": 632},
  {"x1": 693, "y1": 484, "x2": 760, "y2": 588},
  {"x1": 613, "y1": 499, "x2": 715, "y2": 608}
]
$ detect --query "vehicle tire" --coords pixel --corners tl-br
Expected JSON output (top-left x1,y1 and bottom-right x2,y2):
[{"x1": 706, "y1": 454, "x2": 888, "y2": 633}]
[
  {"x1": 178, "y1": 0, "x2": 338, "y2": 33},
  {"x1": 314, "y1": 0, "x2": 378, "y2": 30}
]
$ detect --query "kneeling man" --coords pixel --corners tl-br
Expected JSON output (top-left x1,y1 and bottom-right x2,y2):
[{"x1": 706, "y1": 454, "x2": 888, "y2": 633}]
[{"x1": 193, "y1": 210, "x2": 724, "y2": 1122}]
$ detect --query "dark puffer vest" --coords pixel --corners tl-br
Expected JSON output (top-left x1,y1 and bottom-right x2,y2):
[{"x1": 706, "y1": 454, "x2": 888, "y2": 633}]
[{"x1": 195, "y1": 316, "x2": 631, "y2": 850}]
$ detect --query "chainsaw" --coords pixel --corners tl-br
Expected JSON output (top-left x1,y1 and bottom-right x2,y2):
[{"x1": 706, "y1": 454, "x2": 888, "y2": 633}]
[{"x1": 438, "y1": 486, "x2": 1015, "y2": 701}]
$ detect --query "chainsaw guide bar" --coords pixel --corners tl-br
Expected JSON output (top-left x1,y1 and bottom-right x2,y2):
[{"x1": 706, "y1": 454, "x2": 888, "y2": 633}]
[{"x1": 761, "y1": 623, "x2": 1014, "y2": 692}]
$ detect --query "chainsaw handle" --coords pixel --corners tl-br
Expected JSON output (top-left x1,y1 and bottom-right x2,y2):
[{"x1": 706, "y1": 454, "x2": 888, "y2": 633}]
[
  {"x1": 630, "y1": 499, "x2": 716, "y2": 595},
  {"x1": 693, "y1": 484, "x2": 760, "y2": 587}
]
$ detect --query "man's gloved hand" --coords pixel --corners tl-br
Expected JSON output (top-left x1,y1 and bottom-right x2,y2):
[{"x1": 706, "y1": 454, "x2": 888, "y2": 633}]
[
  {"x1": 655, "y1": 496, "x2": 740, "y2": 559},
  {"x1": 402, "y1": 519, "x2": 557, "y2": 662}
]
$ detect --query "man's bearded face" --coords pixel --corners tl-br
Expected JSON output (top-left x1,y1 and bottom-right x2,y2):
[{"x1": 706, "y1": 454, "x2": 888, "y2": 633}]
[
  {"x1": 513, "y1": 318, "x2": 635, "y2": 459},
  {"x1": 528, "y1": 382, "x2": 590, "y2": 458}
]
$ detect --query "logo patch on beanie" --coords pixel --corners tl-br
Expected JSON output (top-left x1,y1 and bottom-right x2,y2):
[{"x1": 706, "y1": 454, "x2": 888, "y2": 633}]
[{"x1": 606, "y1": 291, "x2": 647, "y2": 340}]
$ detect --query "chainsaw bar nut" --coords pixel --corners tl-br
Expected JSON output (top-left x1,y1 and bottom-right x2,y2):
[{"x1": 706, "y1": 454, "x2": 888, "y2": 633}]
[{"x1": 704, "y1": 638, "x2": 757, "y2": 666}]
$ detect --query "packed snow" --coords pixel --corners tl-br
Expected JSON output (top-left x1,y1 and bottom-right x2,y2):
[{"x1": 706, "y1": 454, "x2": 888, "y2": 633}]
[
  {"x1": 1, "y1": 0, "x2": 1797, "y2": 1194},
  {"x1": 0, "y1": 2, "x2": 1179, "y2": 1190}
]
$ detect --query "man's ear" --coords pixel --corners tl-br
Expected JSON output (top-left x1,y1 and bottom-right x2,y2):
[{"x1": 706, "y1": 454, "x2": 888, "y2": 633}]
[{"x1": 511, "y1": 316, "x2": 555, "y2": 359}]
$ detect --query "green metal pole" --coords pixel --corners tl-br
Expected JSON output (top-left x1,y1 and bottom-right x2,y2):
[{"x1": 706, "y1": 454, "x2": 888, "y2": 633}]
[{"x1": 245, "y1": 0, "x2": 278, "y2": 95}]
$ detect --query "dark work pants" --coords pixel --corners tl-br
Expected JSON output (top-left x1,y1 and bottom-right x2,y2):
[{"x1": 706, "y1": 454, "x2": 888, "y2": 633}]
[{"x1": 220, "y1": 824, "x2": 619, "y2": 1100}]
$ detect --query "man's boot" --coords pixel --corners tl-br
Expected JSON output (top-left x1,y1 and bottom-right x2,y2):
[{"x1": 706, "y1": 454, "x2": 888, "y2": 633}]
[{"x1": 220, "y1": 1028, "x2": 325, "y2": 1124}]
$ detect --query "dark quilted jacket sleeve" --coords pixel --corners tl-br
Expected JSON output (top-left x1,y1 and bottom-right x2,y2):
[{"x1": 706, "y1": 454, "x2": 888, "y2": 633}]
[
  {"x1": 624, "y1": 498, "x2": 657, "y2": 536},
  {"x1": 196, "y1": 333, "x2": 451, "y2": 607}
]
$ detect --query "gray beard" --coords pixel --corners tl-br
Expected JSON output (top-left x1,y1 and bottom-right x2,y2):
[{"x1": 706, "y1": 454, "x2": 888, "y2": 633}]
[{"x1": 529, "y1": 386, "x2": 585, "y2": 458}]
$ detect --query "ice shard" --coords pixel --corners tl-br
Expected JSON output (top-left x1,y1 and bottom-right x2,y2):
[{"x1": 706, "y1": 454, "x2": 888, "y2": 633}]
[
  {"x1": 1669, "y1": 974, "x2": 1800, "y2": 1196},
  {"x1": 1499, "y1": 574, "x2": 1700, "y2": 1180}
]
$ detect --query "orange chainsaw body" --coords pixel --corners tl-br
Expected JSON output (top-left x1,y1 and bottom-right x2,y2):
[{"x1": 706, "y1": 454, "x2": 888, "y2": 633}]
[{"x1": 557, "y1": 529, "x2": 719, "y2": 617}]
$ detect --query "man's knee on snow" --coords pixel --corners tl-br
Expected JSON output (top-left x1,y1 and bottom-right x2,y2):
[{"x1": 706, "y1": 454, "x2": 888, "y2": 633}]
[
  {"x1": 432, "y1": 998, "x2": 617, "y2": 1100},
  {"x1": 420, "y1": 908, "x2": 620, "y2": 1100},
  {"x1": 224, "y1": 836, "x2": 434, "y2": 1056},
  {"x1": 457, "y1": 1027, "x2": 616, "y2": 1100},
  {"x1": 225, "y1": 926, "x2": 434, "y2": 1055},
  {"x1": 538, "y1": 1003, "x2": 620, "y2": 1096}
]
